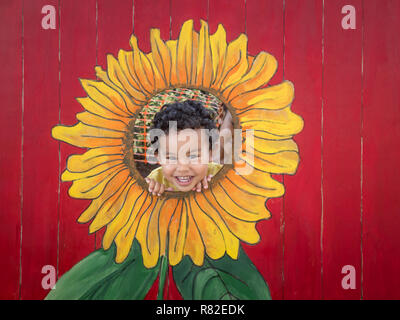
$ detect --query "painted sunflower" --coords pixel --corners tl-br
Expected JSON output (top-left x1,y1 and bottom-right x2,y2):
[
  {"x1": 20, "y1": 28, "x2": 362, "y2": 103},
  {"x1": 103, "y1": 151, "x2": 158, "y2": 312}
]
[{"x1": 52, "y1": 19, "x2": 303, "y2": 269}]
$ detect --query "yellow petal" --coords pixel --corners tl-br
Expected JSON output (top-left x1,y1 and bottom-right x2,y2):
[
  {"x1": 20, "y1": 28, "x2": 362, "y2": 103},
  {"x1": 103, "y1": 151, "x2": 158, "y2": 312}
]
[
  {"x1": 158, "y1": 198, "x2": 180, "y2": 256},
  {"x1": 150, "y1": 28, "x2": 171, "y2": 87},
  {"x1": 192, "y1": 193, "x2": 239, "y2": 260},
  {"x1": 106, "y1": 54, "x2": 148, "y2": 106},
  {"x1": 62, "y1": 160, "x2": 121, "y2": 184},
  {"x1": 96, "y1": 65, "x2": 143, "y2": 114},
  {"x1": 80, "y1": 79, "x2": 133, "y2": 117},
  {"x1": 187, "y1": 196, "x2": 225, "y2": 260},
  {"x1": 231, "y1": 80, "x2": 295, "y2": 110},
  {"x1": 226, "y1": 166, "x2": 284, "y2": 198},
  {"x1": 168, "y1": 199, "x2": 187, "y2": 266},
  {"x1": 76, "y1": 111, "x2": 128, "y2": 133},
  {"x1": 102, "y1": 184, "x2": 146, "y2": 249},
  {"x1": 202, "y1": 190, "x2": 261, "y2": 244},
  {"x1": 183, "y1": 200, "x2": 205, "y2": 266},
  {"x1": 213, "y1": 33, "x2": 248, "y2": 92},
  {"x1": 146, "y1": 52, "x2": 166, "y2": 92},
  {"x1": 208, "y1": 180, "x2": 269, "y2": 222},
  {"x1": 176, "y1": 20, "x2": 194, "y2": 85},
  {"x1": 225, "y1": 51, "x2": 277, "y2": 100},
  {"x1": 66, "y1": 146, "x2": 123, "y2": 173},
  {"x1": 239, "y1": 107, "x2": 304, "y2": 137},
  {"x1": 89, "y1": 179, "x2": 135, "y2": 233},
  {"x1": 129, "y1": 35, "x2": 156, "y2": 95},
  {"x1": 77, "y1": 170, "x2": 133, "y2": 223},
  {"x1": 217, "y1": 178, "x2": 270, "y2": 219},
  {"x1": 238, "y1": 107, "x2": 304, "y2": 139},
  {"x1": 136, "y1": 197, "x2": 166, "y2": 268},
  {"x1": 166, "y1": 40, "x2": 178, "y2": 86},
  {"x1": 210, "y1": 24, "x2": 227, "y2": 87},
  {"x1": 67, "y1": 165, "x2": 128, "y2": 199},
  {"x1": 76, "y1": 97, "x2": 130, "y2": 124},
  {"x1": 247, "y1": 135, "x2": 299, "y2": 154},
  {"x1": 190, "y1": 30, "x2": 199, "y2": 85},
  {"x1": 118, "y1": 49, "x2": 152, "y2": 96},
  {"x1": 115, "y1": 192, "x2": 155, "y2": 263},
  {"x1": 239, "y1": 149, "x2": 300, "y2": 175},
  {"x1": 52, "y1": 122, "x2": 123, "y2": 148},
  {"x1": 195, "y1": 20, "x2": 213, "y2": 87}
]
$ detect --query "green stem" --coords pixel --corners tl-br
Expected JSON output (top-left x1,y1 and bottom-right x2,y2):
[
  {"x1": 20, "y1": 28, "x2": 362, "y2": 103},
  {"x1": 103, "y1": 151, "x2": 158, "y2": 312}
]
[{"x1": 157, "y1": 255, "x2": 168, "y2": 300}]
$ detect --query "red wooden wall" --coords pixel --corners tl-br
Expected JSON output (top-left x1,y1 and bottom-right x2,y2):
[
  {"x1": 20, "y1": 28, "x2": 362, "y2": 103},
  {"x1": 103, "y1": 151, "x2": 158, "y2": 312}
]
[{"x1": 1, "y1": 0, "x2": 399, "y2": 300}]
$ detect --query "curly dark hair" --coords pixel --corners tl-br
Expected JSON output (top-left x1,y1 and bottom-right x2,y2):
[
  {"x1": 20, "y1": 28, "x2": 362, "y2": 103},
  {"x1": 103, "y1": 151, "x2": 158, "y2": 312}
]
[{"x1": 149, "y1": 100, "x2": 218, "y2": 148}]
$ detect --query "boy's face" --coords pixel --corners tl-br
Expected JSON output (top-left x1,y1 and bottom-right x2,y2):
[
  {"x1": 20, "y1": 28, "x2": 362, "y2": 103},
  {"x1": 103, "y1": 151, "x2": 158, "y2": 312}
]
[{"x1": 157, "y1": 128, "x2": 211, "y2": 192}]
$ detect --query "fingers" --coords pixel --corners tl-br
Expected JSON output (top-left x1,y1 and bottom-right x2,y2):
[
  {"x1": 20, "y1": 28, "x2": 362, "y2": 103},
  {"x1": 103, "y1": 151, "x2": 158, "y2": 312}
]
[
  {"x1": 145, "y1": 178, "x2": 155, "y2": 193},
  {"x1": 203, "y1": 174, "x2": 213, "y2": 190},
  {"x1": 145, "y1": 177, "x2": 166, "y2": 196},
  {"x1": 191, "y1": 175, "x2": 213, "y2": 192},
  {"x1": 158, "y1": 183, "x2": 165, "y2": 196},
  {"x1": 191, "y1": 181, "x2": 201, "y2": 192},
  {"x1": 202, "y1": 176, "x2": 209, "y2": 190}
]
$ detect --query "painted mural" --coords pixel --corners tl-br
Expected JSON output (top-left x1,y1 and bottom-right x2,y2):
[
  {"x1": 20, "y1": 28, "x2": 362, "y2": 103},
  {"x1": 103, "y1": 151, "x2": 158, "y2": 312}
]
[{"x1": 46, "y1": 19, "x2": 303, "y2": 299}]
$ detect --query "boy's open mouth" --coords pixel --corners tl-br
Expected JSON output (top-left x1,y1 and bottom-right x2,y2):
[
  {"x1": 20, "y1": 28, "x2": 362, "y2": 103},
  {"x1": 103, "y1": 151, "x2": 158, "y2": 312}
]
[{"x1": 174, "y1": 176, "x2": 194, "y2": 186}]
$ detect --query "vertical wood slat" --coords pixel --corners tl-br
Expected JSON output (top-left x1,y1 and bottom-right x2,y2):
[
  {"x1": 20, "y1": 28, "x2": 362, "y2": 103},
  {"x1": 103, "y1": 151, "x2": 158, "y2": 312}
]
[
  {"x1": 95, "y1": 0, "x2": 134, "y2": 250},
  {"x1": 0, "y1": 0, "x2": 23, "y2": 300},
  {"x1": 20, "y1": 0, "x2": 60, "y2": 300},
  {"x1": 283, "y1": 0, "x2": 323, "y2": 299},
  {"x1": 168, "y1": 0, "x2": 209, "y2": 300},
  {"x1": 133, "y1": 0, "x2": 171, "y2": 300},
  {"x1": 322, "y1": 0, "x2": 362, "y2": 299},
  {"x1": 363, "y1": 0, "x2": 400, "y2": 300},
  {"x1": 244, "y1": 0, "x2": 284, "y2": 300},
  {"x1": 58, "y1": 0, "x2": 97, "y2": 277}
]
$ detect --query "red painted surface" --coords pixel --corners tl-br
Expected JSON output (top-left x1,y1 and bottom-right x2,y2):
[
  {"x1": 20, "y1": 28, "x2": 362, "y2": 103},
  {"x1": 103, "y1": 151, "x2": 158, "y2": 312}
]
[
  {"x1": 284, "y1": 0, "x2": 323, "y2": 299},
  {"x1": 58, "y1": 0, "x2": 97, "y2": 279},
  {"x1": 322, "y1": 0, "x2": 362, "y2": 299},
  {"x1": 1, "y1": 0, "x2": 400, "y2": 300},
  {"x1": 20, "y1": 0, "x2": 60, "y2": 299},
  {"x1": 0, "y1": 0, "x2": 23, "y2": 300},
  {"x1": 363, "y1": 0, "x2": 400, "y2": 300}
]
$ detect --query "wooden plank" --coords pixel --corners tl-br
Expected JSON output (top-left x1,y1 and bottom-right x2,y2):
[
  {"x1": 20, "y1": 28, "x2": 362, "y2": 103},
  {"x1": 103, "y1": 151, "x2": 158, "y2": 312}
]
[
  {"x1": 244, "y1": 0, "x2": 284, "y2": 300},
  {"x1": 167, "y1": 0, "x2": 208, "y2": 300},
  {"x1": 0, "y1": 0, "x2": 23, "y2": 300},
  {"x1": 20, "y1": 0, "x2": 60, "y2": 299},
  {"x1": 134, "y1": 0, "x2": 171, "y2": 300},
  {"x1": 58, "y1": 0, "x2": 97, "y2": 277},
  {"x1": 283, "y1": 0, "x2": 323, "y2": 299},
  {"x1": 322, "y1": 0, "x2": 362, "y2": 299},
  {"x1": 363, "y1": 0, "x2": 400, "y2": 299},
  {"x1": 95, "y1": 0, "x2": 134, "y2": 249}
]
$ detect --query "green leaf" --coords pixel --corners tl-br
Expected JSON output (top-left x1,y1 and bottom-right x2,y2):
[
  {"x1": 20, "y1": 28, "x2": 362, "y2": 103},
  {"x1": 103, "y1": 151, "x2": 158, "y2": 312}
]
[
  {"x1": 45, "y1": 240, "x2": 159, "y2": 300},
  {"x1": 172, "y1": 246, "x2": 271, "y2": 300}
]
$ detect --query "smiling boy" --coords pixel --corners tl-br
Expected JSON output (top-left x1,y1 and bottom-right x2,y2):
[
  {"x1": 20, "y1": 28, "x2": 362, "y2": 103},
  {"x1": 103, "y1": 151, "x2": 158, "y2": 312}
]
[{"x1": 145, "y1": 100, "x2": 223, "y2": 195}]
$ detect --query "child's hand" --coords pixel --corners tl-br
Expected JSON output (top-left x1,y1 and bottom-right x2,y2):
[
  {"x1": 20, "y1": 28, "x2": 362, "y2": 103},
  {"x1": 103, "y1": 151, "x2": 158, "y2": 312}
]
[
  {"x1": 145, "y1": 177, "x2": 173, "y2": 196},
  {"x1": 192, "y1": 174, "x2": 213, "y2": 192}
]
